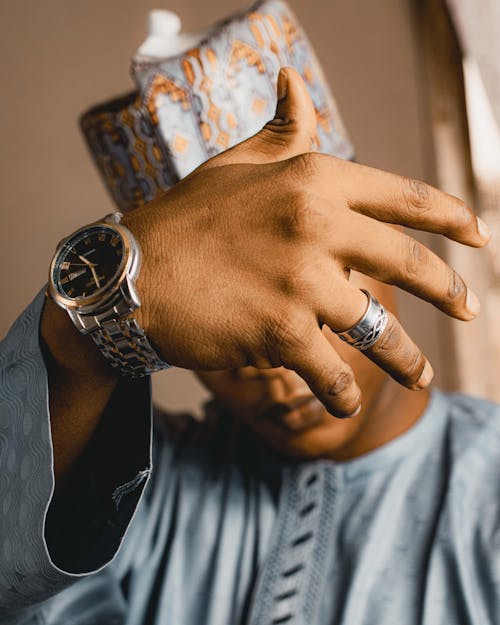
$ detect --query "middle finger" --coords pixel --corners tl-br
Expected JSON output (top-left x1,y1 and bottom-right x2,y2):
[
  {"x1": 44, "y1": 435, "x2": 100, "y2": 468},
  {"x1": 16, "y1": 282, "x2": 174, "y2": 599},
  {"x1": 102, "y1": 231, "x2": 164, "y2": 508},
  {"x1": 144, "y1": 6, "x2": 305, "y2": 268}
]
[{"x1": 332, "y1": 208, "x2": 480, "y2": 321}]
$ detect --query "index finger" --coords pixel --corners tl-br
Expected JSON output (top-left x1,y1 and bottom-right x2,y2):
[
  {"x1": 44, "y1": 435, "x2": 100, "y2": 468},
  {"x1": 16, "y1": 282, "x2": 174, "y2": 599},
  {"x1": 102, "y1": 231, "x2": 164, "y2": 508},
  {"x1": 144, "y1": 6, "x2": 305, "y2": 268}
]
[{"x1": 293, "y1": 153, "x2": 490, "y2": 247}]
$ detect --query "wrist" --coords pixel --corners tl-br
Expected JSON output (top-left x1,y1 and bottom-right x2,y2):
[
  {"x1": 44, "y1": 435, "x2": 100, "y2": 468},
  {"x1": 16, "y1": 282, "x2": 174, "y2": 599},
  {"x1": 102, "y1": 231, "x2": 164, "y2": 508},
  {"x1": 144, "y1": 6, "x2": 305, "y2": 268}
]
[
  {"x1": 47, "y1": 209, "x2": 171, "y2": 378},
  {"x1": 41, "y1": 295, "x2": 119, "y2": 383}
]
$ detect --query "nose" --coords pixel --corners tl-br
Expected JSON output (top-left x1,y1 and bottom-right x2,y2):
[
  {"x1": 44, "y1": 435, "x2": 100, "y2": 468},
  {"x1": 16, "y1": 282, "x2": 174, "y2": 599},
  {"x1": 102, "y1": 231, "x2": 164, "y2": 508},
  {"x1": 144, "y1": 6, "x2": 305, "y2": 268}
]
[{"x1": 234, "y1": 366, "x2": 312, "y2": 402}]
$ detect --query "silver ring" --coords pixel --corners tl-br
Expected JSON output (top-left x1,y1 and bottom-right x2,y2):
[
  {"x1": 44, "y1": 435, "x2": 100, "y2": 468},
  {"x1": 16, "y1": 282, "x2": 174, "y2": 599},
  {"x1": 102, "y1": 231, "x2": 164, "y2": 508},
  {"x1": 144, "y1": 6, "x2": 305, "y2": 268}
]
[{"x1": 335, "y1": 289, "x2": 388, "y2": 351}]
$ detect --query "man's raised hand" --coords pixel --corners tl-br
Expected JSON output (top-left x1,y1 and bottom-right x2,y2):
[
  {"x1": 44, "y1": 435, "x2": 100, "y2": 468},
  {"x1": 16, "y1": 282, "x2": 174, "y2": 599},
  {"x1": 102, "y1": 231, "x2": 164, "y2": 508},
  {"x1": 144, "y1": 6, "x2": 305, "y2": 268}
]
[{"x1": 123, "y1": 67, "x2": 490, "y2": 419}]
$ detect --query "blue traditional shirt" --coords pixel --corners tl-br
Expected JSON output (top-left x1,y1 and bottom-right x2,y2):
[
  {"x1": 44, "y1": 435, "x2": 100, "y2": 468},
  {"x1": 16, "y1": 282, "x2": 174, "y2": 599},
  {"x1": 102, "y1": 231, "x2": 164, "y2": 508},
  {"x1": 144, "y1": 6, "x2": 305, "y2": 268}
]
[{"x1": 1, "y1": 289, "x2": 500, "y2": 625}]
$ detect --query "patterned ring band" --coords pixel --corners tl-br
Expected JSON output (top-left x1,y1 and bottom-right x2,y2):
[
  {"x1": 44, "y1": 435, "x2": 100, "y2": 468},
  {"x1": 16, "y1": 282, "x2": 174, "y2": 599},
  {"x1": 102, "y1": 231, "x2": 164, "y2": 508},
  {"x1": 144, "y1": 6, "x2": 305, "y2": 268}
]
[{"x1": 335, "y1": 289, "x2": 389, "y2": 351}]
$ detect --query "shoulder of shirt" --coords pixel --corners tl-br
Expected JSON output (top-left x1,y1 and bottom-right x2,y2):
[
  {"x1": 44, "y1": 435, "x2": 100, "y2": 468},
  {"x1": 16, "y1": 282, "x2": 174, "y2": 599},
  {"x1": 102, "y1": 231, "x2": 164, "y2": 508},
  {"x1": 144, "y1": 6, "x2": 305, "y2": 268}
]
[
  {"x1": 438, "y1": 388, "x2": 500, "y2": 475},
  {"x1": 440, "y1": 388, "x2": 500, "y2": 434},
  {"x1": 442, "y1": 388, "x2": 500, "y2": 423}
]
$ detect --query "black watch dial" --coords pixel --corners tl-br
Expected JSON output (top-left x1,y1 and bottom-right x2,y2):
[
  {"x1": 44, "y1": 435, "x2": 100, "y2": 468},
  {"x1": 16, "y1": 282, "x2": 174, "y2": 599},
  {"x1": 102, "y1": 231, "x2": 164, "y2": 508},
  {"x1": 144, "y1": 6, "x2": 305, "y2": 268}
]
[{"x1": 53, "y1": 225, "x2": 124, "y2": 300}]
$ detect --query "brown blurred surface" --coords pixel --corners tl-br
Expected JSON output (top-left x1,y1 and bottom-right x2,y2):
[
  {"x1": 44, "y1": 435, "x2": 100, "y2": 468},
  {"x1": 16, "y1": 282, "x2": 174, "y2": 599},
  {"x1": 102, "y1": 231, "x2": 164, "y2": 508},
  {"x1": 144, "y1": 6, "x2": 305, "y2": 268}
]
[{"x1": 0, "y1": 0, "x2": 453, "y2": 412}]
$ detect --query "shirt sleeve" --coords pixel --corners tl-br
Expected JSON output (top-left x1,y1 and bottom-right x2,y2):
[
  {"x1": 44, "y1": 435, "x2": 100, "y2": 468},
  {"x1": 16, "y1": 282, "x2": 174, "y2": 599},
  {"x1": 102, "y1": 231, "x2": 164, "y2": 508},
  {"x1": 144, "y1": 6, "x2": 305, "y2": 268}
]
[{"x1": 0, "y1": 288, "x2": 153, "y2": 621}]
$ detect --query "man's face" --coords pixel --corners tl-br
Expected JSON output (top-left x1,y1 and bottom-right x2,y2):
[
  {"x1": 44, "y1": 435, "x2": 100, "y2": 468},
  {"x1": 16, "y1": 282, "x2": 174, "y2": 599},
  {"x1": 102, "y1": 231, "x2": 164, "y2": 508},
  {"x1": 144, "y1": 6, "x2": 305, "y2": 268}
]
[{"x1": 196, "y1": 273, "x2": 398, "y2": 460}]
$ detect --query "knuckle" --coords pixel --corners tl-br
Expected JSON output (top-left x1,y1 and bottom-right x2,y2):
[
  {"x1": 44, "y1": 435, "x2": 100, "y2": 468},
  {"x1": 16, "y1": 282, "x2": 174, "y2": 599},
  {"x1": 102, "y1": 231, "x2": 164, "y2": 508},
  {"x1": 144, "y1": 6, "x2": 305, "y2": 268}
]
[
  {"x1": 288, "y1": 152, "x2": 321, "y2": 182},
  {"x1": 273, "y1": 272, "x2": 298, "y2": 298},
  {"x1": 369, "y1": 313, "x2": 426, "y2": 387},
  {"x1": 405, "y1": 351, "x2": 426, "y2": 386},
  {"x1": 274, "y1": 258, "x2": 311, "y2": 297},
  {"x1": 263, "y1": 121, "x2": 312, "y2": 153},
  {"x1": 280, "y1": 190, "x2": 316, "y2": 238},
  {"x1": 327, "y1": 369, "x2": 355, "y2": 397},
  {"x1": 454, "y1": 200, "x2": 475, "y2": 231},
  {"x1": 369, "y1": 312, "x2": 402, "y2": 355},
  {"x1": 259, "y1": 125, "x2": 294, "y2": 150},
  {"x1": 403, "y1": 237, "x2": 427, "y2": 278},
  {"x1": 400, "y1": 177, "x2": 433, "y2": 215}
]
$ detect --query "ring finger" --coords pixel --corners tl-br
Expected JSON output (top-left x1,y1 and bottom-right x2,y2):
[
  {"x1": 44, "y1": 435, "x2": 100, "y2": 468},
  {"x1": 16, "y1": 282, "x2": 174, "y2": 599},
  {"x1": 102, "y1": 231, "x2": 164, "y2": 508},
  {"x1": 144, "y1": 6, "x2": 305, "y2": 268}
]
[{"x1": 315, "y1": 278, "x2": 432, "y2": 391}]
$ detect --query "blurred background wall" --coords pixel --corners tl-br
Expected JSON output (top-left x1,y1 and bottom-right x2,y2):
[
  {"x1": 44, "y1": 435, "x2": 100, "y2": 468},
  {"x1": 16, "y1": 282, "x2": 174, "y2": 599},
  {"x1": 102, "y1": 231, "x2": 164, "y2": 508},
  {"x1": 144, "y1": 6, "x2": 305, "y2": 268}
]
[{"x1": 0, "y1": 0, "x2": 486, "y2": 414}]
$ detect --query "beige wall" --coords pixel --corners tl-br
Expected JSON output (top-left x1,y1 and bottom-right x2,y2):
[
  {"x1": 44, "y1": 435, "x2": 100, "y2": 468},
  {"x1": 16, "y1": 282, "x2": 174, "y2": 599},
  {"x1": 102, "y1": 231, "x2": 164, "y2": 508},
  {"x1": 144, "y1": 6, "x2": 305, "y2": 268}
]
[{"x1": 0, "y1": 0, "x2": 449, "y2": 412}]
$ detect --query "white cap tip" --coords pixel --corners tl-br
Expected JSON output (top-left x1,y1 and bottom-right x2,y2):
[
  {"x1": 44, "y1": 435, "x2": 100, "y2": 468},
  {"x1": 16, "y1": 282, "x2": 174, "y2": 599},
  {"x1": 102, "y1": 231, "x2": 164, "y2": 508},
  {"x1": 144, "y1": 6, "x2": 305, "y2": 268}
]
[{"x1": 147, "y1": 10, "x2": 182, "y2": 37}]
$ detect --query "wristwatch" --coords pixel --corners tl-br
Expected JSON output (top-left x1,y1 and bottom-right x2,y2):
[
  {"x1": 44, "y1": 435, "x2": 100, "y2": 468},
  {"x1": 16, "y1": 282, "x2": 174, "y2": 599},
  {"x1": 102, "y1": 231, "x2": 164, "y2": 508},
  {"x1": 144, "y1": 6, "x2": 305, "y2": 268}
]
[{"x1": 48, "y1": 211, "x2": 171, "y2": 377}]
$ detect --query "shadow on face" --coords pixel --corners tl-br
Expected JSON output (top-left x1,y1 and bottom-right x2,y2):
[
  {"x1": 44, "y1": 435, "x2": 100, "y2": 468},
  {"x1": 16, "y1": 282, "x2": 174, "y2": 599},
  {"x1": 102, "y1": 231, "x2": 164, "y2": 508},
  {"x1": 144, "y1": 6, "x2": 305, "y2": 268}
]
[{"x1": 196, "y1": 273, "x2": 399, "y2": 460}]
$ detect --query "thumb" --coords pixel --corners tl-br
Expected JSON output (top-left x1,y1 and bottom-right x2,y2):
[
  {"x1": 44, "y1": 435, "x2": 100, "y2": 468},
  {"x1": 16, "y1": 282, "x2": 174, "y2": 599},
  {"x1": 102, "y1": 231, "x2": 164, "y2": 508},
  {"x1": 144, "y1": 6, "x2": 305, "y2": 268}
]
[{"x1": 203, "y1": 66, "x2": 318, "y2": 168}]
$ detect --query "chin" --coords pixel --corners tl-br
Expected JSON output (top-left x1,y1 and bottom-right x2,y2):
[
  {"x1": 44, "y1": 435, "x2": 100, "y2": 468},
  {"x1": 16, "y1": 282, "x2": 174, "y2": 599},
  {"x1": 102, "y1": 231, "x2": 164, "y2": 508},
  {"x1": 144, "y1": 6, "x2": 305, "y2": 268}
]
[{"x1": 252, "y1": 419, "x2": 362, "y2": 462}]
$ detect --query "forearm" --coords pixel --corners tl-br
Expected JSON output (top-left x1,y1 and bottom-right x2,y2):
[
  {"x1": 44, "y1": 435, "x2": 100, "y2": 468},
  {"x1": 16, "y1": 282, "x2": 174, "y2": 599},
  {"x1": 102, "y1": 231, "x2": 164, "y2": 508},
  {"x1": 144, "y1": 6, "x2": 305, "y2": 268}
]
[
  {"x1": 0, "y1": 291, "x2": 153, "y2": 614},
  {"x1": 40, "y1": 295, "x2": 120, "y2": 489}
]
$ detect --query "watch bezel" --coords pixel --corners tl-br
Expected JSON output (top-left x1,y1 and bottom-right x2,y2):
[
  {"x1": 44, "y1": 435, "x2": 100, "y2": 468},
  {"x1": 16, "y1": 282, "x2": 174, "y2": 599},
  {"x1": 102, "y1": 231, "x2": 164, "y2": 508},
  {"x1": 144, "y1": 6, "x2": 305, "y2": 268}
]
[{"x1": 49, "y1": 221, "x2": 139, "y2": 312}]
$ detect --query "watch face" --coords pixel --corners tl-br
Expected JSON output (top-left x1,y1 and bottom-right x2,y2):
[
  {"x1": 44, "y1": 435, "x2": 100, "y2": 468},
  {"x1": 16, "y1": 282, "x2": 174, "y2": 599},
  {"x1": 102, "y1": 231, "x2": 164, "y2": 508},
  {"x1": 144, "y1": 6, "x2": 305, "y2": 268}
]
[{"x1": 53, "y1": 225, "x2": 125, "y2": 301}]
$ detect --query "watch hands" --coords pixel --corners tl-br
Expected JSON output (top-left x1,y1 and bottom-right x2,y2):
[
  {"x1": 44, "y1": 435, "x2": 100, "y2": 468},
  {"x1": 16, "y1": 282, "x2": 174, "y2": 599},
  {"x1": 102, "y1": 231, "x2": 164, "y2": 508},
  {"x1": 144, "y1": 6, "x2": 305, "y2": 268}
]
[
  {"x1": 77, "y1": 254, "x2": 101, "y2": 288},
  {"x1": 90, "y1": 265, "x2": 101, "y2": 289},
  {"x1": 78, "y1": 255, "x2": 97, "y2": 267}
]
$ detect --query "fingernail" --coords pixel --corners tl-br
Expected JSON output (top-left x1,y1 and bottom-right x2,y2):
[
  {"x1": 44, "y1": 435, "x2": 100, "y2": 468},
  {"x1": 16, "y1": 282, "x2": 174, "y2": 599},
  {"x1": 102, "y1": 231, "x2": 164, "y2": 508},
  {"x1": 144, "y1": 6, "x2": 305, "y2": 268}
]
[
  {"x1": 477, "y1": 217, "x2": 491, "y2": 240},
  {"x1": 415, "y1": 360, "x2": 434, "y2": 389},
  {"x1": 342, "y1": 404, "x2": 362, "y2": 419},
  {"x1": 466, "y1": 288, "x2": 481, "y2": 316},
  {"x1": 277, "y1": 69, "x2": 288, "y2": 101}
]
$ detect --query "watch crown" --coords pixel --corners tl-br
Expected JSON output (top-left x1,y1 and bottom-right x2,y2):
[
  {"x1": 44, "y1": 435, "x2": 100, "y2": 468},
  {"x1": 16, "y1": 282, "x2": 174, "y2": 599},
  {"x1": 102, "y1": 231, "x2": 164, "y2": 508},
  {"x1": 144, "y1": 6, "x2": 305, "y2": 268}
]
[{"x1": 103, "y1": 211, "x2": 123, "y2": 225}]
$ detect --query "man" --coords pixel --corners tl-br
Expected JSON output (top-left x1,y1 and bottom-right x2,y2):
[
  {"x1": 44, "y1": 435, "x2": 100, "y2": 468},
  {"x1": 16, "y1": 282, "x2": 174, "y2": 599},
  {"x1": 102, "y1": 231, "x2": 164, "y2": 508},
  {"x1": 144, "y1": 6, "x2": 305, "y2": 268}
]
[{"x1": 0, "y1": 68, "x2": 496, "y2": 625}]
